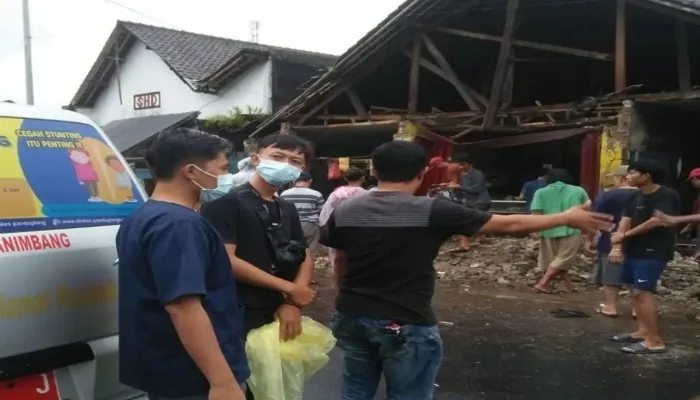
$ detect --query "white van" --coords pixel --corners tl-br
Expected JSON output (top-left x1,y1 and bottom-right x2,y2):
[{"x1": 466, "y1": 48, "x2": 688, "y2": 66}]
[{"x1": 0, "y1": 103, "x2": 147, "y2": 400}]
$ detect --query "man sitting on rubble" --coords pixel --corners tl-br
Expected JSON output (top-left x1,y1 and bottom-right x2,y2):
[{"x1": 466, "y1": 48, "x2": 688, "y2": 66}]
[
  {"x1": 320, "y1": 141, "x2": 613, "y2": 400},
  {"x1": 532, "y1": 168, "x2": 590, "y2": 294}
]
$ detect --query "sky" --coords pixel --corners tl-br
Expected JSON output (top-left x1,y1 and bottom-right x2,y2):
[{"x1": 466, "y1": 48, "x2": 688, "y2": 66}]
[{"x1": 0, "y1": 0, "x2": 404, "y2": 107}]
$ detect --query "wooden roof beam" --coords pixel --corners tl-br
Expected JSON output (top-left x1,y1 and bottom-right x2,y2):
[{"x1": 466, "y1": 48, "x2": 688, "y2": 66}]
[
  {"x1": 297, "y1": 83, "x2": 350, "y2": 125},
  {"x1": 401, "y1": 54, "x2": 487, "y2": 109},
  {"x1": 408, "y1": 40, "x2": 422, "y2": 114},
  {"x1": 345, "y1": 88, "x2": 369, "y2": 119},
  {"x1": 437, "y1": 27, "x2": 613, "y2": 61},
  {"x1": 421, "y1": 35, "x2": 484, "y2": 111},
  {"x1": 484, "y1": 0, "x2": 520, "y2": 130}
]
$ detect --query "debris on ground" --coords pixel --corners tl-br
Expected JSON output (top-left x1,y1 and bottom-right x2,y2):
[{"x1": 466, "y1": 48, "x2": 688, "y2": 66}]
[{"x1": 314, "y1": 236, "x2": 700, "y2": 304}]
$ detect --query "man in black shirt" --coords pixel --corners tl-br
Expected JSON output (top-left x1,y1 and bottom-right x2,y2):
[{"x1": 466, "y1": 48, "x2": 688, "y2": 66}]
[
  {"x1": 320, "y1": 141, "x2": 614, "y2": 400},
  {"x1": 201, "y1": 134, "x2": 316, "y2": 398},
  {"x1": 609, "y1": 159, "x2": 679, "y2": 354}
]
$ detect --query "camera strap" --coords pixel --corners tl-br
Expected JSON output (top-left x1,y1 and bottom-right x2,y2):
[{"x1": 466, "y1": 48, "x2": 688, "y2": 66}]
[{"x1": 235, "y1": 187, "x2": 293, "y2": 274}]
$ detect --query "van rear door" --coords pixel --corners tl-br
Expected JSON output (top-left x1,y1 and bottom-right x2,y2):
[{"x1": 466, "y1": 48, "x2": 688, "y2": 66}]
[{"x1": 0, "y1": 112, "x2": 147, "y2": 400}]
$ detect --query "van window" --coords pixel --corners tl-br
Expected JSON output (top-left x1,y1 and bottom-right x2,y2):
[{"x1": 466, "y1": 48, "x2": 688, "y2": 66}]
[{"x1": 0, "y1": 116, "x2": 145, "y2": 234}]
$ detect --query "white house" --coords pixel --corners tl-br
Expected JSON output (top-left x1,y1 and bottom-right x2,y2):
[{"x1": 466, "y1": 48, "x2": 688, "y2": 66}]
[
  {"x1": 68, "y1": 20, "x2": 336, "y2": 144},
  {"x1": 66, "y1": 21, "x2": 335, "y2": 190}
]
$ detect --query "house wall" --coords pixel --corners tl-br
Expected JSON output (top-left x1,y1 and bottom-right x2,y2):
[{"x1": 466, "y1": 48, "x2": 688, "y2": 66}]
[{"x1": 76, "y1": 41, "x2": 273, "y2": 126}]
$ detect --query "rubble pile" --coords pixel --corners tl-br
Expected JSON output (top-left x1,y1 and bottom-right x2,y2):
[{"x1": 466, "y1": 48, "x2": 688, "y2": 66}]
[
  {"x1": 432, "y1": 236, "x2": 700, "y2": 302},
  {"x1": 314, "y1": 236, "x2": 700, "y2": 303},
  {"x1": 433, "y1": 236, "x2": 593, "y2": 288}
]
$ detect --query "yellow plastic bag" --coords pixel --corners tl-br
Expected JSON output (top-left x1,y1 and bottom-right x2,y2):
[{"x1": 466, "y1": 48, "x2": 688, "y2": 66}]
[{"x1": 246, "y1": 316, "x2": 336, "y2": 400}]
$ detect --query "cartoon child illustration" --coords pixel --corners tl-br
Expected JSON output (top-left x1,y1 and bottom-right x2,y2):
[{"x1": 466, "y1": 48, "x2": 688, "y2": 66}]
[
  {"x1": 68, "y1": 148, "x2": 102, "y2": 202},
  {"x1": 105, "y1": 155, "x2": 136, "y2": 202}
]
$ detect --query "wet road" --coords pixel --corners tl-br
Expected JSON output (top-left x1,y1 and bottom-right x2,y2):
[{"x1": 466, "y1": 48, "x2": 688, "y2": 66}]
[{"x1": 303, "y1": 280, "x2": 700, "y2": 399}]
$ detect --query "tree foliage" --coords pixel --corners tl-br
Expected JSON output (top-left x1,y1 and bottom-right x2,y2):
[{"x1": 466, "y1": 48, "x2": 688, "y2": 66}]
[{"x1": 201, "y1": 106, "x2": 268, "y2": 132}]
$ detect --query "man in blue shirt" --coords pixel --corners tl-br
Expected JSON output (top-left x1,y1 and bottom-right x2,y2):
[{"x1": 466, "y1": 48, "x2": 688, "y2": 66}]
[
  {"x1": 588, "y1": 165, "x2": 637, "y2": 317},
  {"x1": 518, "y1": 168, "x2": 548, "y2": 211},
  {"x1": 117, "y1": 128, "x2": 248, "y2": 400}
]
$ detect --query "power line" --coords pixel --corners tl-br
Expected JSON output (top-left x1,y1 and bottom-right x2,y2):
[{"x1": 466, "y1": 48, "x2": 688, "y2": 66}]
[{"x1": 102, "y1": 0, "x2": 183, "y2": 30}]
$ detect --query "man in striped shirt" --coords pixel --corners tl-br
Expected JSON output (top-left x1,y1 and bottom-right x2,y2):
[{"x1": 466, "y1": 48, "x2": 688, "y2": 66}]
[{"x1": 281, "y1": 172, "x2": 325, "y2": 254}]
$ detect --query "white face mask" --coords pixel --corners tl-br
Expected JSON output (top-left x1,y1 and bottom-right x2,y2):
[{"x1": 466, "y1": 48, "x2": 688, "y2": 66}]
[{"x1": 191, "y1": 165, "x2": 234, "y2": 192}]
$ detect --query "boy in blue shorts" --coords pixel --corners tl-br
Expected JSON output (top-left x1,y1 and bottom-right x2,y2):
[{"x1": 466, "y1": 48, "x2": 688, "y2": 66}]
[{"x1": 609, "y1": 159, "x2": 679, "y2": 354}]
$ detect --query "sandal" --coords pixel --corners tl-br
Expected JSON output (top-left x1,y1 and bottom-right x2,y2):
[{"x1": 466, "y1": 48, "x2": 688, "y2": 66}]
[
  {"x1": 550, "y1": 308, "x2": 590, "y2": 318},
  {"x1": 610, "y1": 332, "x2": 643, "y2": 343},
  {"x1": 595, "y1": 304, "x2": 619, "y2": 318},
  {"x1": 620, "y1": 342, "x2": 667, "y2": 354}
]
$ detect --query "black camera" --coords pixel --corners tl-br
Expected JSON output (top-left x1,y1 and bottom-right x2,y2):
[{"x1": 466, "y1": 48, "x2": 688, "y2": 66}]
[{"x1": 273, "y1": 239, "x2": 307, "y2": 266}]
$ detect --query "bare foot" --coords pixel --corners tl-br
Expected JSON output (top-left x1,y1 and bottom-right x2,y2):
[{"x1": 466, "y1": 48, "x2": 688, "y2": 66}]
[{"x1": 535, "y1": 285, "x2": 551, "y2": 294}]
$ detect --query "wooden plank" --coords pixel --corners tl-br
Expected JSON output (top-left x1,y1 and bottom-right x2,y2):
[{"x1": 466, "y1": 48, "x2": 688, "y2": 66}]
[
  {"x1": 408, "y1": 40, "x2": 422, "y2": 113},
  {"x1": 421, "y1": 35, "x2": 480, "y2": 110},
  {"x1": 345, "y1": 88, "x2": 369, "y2": 119},
  {"x1": 628, "y1": 0, "x2": 700, "y2": 27},
  {"x1": 676, "y1": 20, "x2": 691, "y2": 91},
  {"x1": 501, "y1": 57, "x2": 514, "y2": 109},
  {"x1": 298, "y1": 83, "x2": 350, "y2": 124},
  {"x1": 615, "y1": 0, "x2": 627, "y2": 92},
  {"x1": 402, "y1": 51, "x2": 488, "y2": 106},
  {"x1": 483, "y1": 0, "x2": 519, "y2": 129},
  {"x1": 438, "y1": 27, "x2": 613, "y2": 61}
]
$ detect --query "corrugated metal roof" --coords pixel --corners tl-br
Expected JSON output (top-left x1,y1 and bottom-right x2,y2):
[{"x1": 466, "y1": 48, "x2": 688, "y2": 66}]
[{"x1": 101, "y1": 111, "x2": 199, "y2": 152}]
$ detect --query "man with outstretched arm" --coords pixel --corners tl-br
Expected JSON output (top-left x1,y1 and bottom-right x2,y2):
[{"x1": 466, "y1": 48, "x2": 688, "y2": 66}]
[
  {"x1": 117, "y1": 128, "x2": 248, "y2": 400},
  {"x1": 320, "y1": 141, "x2": 613, "y2": 400}
]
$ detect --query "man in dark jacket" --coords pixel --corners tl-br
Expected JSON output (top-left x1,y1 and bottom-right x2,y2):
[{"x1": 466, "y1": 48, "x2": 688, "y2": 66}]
[{"x1": 457, "y1": 154, "x2": 491, "y2": 250}]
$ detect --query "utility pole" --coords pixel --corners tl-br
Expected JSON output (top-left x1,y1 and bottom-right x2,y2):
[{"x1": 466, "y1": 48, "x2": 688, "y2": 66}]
[{"x1": 22, "y1": 0, "x2": 35, "y2": 105}]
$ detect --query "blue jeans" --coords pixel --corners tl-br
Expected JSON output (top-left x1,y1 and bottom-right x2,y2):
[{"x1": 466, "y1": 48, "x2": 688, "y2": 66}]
[{"x1": 330, "y1": 311, "x2": 443, "y2": 400}]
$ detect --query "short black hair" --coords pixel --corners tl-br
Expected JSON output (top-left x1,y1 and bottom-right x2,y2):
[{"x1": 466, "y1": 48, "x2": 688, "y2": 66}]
[
  {"x1": 452, "y1": 153, "x2": 473, "y2": 164},
  {"x1": 537, "y1": 167, "x2": 550, "y2": 177},
  {"x1": 297, "y1": 171, "x2": 313, "y2": 182},
  {"x1": 343, "y1": 166, "x2": 364, "y2": 182},
  {"x1": 145, "y1": 127, "x2": 232, "y2": 180},
  {"x1": 547, "y1": 168, "x2": 573, "y2": 184},
  {"x1": 371, "y1": 141, "x2": 427, "y2": 182},
  {"x1": 258, "y1": 133, "x2": 312, "y2": 161},
  {"x1": 629, "y1": 159, "x2": 665, "y2": 183}
]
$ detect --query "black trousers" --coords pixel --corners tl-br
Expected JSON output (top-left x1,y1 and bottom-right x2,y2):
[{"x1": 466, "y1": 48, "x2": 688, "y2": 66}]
[{"x1": 245, "y1": 386, "x2": 255, "y2": 399}]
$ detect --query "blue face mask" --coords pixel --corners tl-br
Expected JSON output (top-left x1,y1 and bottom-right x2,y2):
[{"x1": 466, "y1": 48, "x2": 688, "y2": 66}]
[
  {"x1": 193, "y1": 166, "x2": 235, "y2": 203},
  {"x1": 256, "y1": 158, "x2": 302, "y2": 186}
]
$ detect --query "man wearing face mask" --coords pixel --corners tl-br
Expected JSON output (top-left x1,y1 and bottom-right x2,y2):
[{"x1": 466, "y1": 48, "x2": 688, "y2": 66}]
[
  {"x1": 199, "y1": 166, "x2": 236, "y2": 203},
  {"x1": 116, "y1": 128, "x2": 248, "y2": 400},
  {"x1": 201, "y1": 134, "x2": 315, "y2": 378}
]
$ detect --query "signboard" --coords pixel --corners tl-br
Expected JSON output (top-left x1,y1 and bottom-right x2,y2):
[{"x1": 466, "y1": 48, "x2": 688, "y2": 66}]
[
  {"x1": 133, "y1": 91, "x2": 161, "y2": 110},
  {"x1": 0, "y1": 117, "x2": 145, "y2": 234},
  {"x1": 0, "y1": 372, "x2": 61, "y2": 400}
]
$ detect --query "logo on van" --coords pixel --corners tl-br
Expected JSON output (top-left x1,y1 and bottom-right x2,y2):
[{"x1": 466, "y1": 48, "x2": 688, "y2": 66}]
[{"x1": 0, "y1": 135, "x2": 10, "y2": 147}]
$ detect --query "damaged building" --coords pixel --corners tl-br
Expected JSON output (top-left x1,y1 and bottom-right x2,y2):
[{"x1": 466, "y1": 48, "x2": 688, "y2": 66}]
[{"x1": 251, "y1": 0, "x2": 700, "y2": 211}]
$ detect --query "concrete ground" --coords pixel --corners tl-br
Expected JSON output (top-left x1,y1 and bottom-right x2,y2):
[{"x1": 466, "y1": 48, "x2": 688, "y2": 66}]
[{"x1": 303, "y1": 276, "x2": 700, "y2": 400}]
